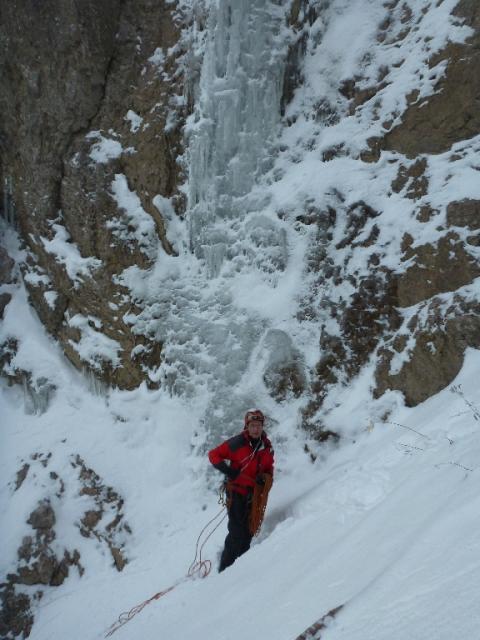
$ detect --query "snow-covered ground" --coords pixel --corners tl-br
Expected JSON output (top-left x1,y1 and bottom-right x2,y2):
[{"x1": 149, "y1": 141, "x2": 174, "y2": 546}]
[
  {"x1": 2, "y1": 242, "x2": 480, "y2": 639},
  {"x1": 2, "y1": 306, "x2": 480, "y2": 639}
]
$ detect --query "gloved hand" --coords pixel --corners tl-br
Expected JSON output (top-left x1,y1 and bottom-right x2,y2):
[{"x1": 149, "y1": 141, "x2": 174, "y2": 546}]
[
  {"x1": 226, "y1": 467, "x2": 240, "y2": 481},
  {"x1": 213, "y1": 461, "x2": 240, "y2": 480}
]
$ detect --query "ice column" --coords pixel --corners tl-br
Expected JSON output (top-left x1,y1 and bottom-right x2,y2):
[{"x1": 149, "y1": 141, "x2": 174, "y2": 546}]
[{"x1": 187, "y1": 0, "x2": 287, "y2": 276}]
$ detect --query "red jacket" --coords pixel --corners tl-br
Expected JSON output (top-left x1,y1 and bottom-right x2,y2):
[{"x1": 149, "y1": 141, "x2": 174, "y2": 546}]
[{"x1": 208, "y1": 430, "x2": 274, "y2": 495}]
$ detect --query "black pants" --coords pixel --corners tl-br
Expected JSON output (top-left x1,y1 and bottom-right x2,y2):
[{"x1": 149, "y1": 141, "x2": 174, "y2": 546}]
[{"x1": 219, "y1": 490, "x2": 252, "y2": 572}]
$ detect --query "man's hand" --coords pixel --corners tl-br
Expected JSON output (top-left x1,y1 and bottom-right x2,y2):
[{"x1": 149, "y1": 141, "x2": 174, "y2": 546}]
[
  {"x1": 213, "y1": 461, "x2": 240, "y2": 480},
  {"x1": 226, "y1": 467, "x2": 240, "y2": 481}
]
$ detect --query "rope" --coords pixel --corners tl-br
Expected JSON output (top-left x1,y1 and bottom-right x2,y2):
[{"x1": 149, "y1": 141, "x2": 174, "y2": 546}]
[
  {"x1": 238, "y1": 438, "x2": 261, "y2": 467},
  {"x1": 104, "y1": 505, "x2": 226, "y2": 638},
  {"x1": 187, "y1": 506, "x2": 227, "y2": 579},
  {"x1": 105, "y1": 584, "x2": 178, "y2": 637},
  {"x1": 105, "y1": 439, "x2": 263, "y2": 637}
]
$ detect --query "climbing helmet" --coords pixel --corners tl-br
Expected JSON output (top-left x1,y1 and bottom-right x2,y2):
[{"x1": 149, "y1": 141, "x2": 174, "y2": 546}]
[{"x1": 244, "y1": 409, "x2": 265, "y2": 427}]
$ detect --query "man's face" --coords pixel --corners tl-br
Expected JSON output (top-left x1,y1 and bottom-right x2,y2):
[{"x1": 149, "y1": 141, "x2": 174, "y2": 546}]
[{"x1": 247, "y1": 420, "x2": 263, "y2": 439}]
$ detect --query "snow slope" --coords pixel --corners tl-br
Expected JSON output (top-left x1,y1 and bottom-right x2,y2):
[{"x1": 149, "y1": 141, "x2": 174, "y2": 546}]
[
  {"x1": 2, "y1": 245, "x2": 480, "y2": 639},
  {"x1": 3, "y1": 323, "x2": 480, "y2": 639}
]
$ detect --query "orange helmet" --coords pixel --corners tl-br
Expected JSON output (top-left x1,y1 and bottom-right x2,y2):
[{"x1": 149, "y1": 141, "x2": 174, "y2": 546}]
[{"x1": 244, "y1": 409, "x2": 265, "y2": 427}]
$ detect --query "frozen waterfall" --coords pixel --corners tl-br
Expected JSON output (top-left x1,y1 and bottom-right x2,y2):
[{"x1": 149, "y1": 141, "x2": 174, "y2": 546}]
[
  {"x1": 129, "y1": 0, "x2": 310, "y2": 438},
  {"x1": 186, "y1": 0, "x2": 288, "y2": 278}
]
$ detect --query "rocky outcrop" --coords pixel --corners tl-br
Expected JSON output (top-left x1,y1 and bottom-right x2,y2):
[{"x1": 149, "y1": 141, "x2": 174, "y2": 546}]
[
  {"x1": 0, "y1": 258, "x2": 13, "y2": 320},
  {"x1": 1, "y1": 496, "x2": 83, "y2": 640},
  {"x1": 371, "y1": 1, "x2": 480, "y2": 404},
  {"x1": 376, "y1": 308, "x2": 480, "y2": 406},
  {"x1": 301, "y1": 189, "x2": 480, "y2": 413},
  {"x1": 299, "y1": 200, "x2": 401, "y2": 431},
  {"x1": 262, "y1": 329, "x2": 306, "y2": 402},
  {"x1": 1, "y1": 452, "x2": 131, "y2": 639},
  {"x1": 282, "y1": 0, "x2": 320, "y2": 117},
  {"x1": 298, "y1": 0, "x2": 480, "y2": 415},
  {"x1": 397, "y1": 230, "x2": 480, "y2": 308},
  {"x1": 72, "y1": 454, "x2": 131, "y2": 571},
  {"x1": 447, "y1": 199, "x2": 480, "y2": 231},
  {"x1": 0, "y1": 246, "x2": 14, "y2": 319},
  {"x1": 382, "y1": 0, "x2": 480, "y2": 157},
  {"x1": 0, "y1": 246, "x2": 14, "y2": 283},
  {"x1": 0, "y1": 583, "x2": 33, "y2": 640},
  {"x1": 0, "y1": 0, "x2": 186, "y2": 389},
  {"x1": 372, "y1": 194, "x2": 480, "y2": 406}
]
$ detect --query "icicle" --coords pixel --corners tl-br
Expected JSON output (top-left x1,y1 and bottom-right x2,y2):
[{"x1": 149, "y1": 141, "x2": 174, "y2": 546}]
[
  {"x1": 186, "y1": 0, "x2": 288, "y2": 275},
  {"x1": 23, "y1": 375, "x2": 56, "y2": 415},
  {"x1": 83, "y1": 367, "x2": 109, "y2": 397}
]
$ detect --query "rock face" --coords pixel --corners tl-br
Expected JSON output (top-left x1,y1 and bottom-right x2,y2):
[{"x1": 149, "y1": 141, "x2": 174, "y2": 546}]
[
  {"x1": 397, "y1": 229, "x2": 480, "y2": 308},
  {"x1": 299, "y1": 0, "x2": 480, "y2": 414},
  {"x1": 370, "y1": 1, "x2": 480, "y2": 405},
  {"x1": 376, "y1": 311, "x2": 480, "y2": 406},
  {"x1": 0, "y1": 1, "x2": 478, "y2": 413},
  {"x1": 383, "y1": 0, "x2": 480, "y2": 157},
  {"x1": 0, "y1": 0, "x2": 186, "y2": 388},
  {"x1": 1, "y1": 495, "x2": 82, "y2": 640},
  {"x1": 374, "y1": 198, "x2": 480, "y2": 406},
  {"x1": 262, "y1": 329, "x2": 306, "y2": 402},
  {"x1": 0, "y1": 584, "x2": 33, "y2": 640},
  {"x1": 73, "y1": 454, "x2": 131, "y2": 571}
]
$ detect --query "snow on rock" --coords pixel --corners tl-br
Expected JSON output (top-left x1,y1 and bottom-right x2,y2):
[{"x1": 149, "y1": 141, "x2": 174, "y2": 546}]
[
  {"x1": 43, "y1": 290, "x2": 59, "y2": 310},
  {"x1": 87, "y1": 132, "x2": 128, "y2": 164},
  {"x1": 124, "y1": 110, "x2": 143, "y2": 134},
  {"x1": 66, "y1": 313, "x2": 123, "y2": 371},
  {"x1": 148, "y1": 47, "x2": 165, "y2": 69},
  {"x1": 109, "y1": 174, "x2": 158, "y2": 259},
  {"x1": 40, "y1": 224, "x2": 102, "y2": 287}
]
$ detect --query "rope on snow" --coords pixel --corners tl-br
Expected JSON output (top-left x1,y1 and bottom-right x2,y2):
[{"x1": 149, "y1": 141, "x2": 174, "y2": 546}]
[{"x1": 104, "y1": 505, "x2": 226, "y2": 637}]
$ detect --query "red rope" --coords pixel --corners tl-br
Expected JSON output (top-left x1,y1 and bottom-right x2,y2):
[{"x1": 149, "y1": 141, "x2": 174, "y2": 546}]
[
  {"x1": 105, "y1": 584, "x2": 177, "y2": 637},
  {"x1": 187, "y1": 507, "x2": 227, "y2": 578},
  {"x1": 104, "y1": 506, "x2": 227, "y2": 637}
]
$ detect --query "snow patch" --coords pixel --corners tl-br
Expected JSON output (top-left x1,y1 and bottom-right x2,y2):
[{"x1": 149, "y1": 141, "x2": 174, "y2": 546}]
[
  {"x1": 124, "y1": 110, "x2": 143, "y2": 133},
  {"x1": 109, "y1": 174, "x2": 158, "y2": 258},
  {"x1": 67, "y1": 313, "x2": 122, "y2": 371},
  {"x1": 40, "y1": 224, "x2": 101, "y2": 286}
]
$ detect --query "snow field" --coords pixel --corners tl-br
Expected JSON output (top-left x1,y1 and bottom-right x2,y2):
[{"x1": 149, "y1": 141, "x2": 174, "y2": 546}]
[{"x1": 3, "y1": 348, "x2": 480, "y2": 639}]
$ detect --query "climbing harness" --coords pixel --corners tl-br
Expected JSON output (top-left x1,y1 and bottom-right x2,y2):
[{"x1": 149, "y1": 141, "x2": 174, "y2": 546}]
[{"x1": 104, "y1": 505, "x2": 227, "y2": 637}]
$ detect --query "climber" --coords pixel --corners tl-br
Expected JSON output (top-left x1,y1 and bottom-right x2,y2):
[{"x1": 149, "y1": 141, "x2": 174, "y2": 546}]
[{"x1": 208, "y1": 409, "x2": 274, "y2": 572}]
